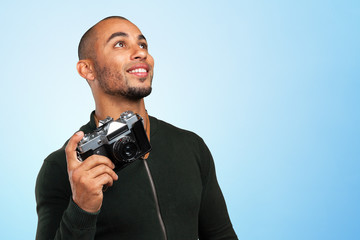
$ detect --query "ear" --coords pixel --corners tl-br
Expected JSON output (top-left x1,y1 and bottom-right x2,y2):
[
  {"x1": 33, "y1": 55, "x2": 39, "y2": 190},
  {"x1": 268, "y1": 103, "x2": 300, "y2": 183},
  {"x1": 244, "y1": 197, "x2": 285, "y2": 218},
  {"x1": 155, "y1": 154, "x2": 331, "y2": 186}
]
[{"x1": 76, "y1": 60, "x2": 96, "y2": 81}]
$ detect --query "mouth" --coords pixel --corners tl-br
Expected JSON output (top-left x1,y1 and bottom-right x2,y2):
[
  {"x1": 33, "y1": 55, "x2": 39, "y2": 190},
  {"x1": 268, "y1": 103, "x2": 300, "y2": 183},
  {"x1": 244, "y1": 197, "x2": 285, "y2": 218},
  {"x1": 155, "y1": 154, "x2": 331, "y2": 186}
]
[{"x1": 127, "y1": 63, "x2": 150, "y2": 78}]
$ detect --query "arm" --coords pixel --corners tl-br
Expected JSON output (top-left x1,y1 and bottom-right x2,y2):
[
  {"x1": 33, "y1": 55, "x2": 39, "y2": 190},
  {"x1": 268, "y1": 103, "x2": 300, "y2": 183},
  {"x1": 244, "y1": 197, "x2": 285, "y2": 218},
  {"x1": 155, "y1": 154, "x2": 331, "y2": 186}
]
[
  {"x1": 35, "y1": 156, "x2": 99, "y2": 239},
  {"x1": 35, "y1": 132, "x2": 118, "y2": 239},
  {"x1": 197, "y1": 140, "x2": 238, "y2": 240}
]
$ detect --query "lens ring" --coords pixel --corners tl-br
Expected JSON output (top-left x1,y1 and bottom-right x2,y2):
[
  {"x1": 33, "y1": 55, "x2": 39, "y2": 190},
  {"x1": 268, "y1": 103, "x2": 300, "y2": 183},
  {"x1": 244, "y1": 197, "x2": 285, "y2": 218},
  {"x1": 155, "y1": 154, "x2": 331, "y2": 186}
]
[{"x1": 113, "y1": 136, "x2": 138, "y2": 162}]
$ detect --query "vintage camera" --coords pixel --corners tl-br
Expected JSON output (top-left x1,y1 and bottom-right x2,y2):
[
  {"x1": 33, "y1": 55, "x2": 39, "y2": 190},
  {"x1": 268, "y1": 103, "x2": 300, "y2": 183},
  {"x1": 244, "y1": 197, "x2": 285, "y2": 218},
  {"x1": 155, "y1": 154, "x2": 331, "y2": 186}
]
[{"x1": 76, "y1": 111, "x2": 151, "y2": 171}]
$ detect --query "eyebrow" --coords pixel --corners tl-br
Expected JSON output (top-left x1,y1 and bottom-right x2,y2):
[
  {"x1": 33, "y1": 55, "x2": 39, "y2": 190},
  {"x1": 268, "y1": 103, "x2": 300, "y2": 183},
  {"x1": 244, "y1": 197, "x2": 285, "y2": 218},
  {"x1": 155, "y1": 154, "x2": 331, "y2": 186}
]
[
  {"x1": 138, "y1": 34, "x2": 146, "y2": 41},
  {"x1": 106, "y1": 32, "x2": 147, "y2": 43}
]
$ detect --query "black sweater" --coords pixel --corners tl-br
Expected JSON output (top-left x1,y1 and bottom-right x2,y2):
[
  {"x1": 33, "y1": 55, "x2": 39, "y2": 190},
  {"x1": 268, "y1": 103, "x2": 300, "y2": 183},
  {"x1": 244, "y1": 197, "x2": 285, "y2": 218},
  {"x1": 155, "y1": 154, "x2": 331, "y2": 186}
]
[{"x1": 35, "y1": 113, "x2": 237, "y2": 240}]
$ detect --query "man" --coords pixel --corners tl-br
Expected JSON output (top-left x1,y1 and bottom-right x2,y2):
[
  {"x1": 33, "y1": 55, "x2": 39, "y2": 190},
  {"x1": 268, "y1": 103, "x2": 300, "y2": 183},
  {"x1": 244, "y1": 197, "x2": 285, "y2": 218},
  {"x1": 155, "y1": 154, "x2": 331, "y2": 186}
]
[{"x1": 35, "y1": 16, "x2": 237, "y2": 240}]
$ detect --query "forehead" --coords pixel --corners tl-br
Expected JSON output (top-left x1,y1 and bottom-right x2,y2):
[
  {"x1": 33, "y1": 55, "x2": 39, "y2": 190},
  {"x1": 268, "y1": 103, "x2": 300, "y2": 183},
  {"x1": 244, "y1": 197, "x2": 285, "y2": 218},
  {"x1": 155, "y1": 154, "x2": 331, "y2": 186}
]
[{"x1": 94, "y1": 19, "x2": 143, "y2": 43}]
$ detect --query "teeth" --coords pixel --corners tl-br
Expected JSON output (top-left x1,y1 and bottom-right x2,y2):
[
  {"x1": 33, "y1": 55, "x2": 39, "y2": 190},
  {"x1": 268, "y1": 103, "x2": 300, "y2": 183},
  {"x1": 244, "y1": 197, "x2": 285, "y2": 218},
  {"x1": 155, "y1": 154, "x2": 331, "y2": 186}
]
[{"x1": 129, "y1": 68, "x2": 147, "y2": 73}]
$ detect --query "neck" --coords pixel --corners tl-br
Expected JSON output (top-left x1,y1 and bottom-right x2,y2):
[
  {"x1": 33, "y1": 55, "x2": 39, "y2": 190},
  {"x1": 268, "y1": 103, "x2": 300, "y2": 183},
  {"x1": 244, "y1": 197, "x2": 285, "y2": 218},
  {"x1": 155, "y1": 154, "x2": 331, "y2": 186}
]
[{"x1": 93, "y1": 94, "x2": 148, "y2": 126}]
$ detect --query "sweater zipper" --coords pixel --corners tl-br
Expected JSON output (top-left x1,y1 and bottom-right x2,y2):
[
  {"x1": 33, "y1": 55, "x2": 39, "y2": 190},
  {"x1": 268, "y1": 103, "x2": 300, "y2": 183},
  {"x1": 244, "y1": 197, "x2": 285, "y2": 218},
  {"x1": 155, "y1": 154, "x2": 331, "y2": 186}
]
[{"x1": 143, "y1": 159, "x2": 168, "y2": 240}]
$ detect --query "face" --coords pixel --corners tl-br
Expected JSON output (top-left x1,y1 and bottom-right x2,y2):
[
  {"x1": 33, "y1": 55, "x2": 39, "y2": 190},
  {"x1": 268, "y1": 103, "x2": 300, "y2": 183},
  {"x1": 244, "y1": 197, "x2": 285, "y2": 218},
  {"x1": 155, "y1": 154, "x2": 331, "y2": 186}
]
[{"x1": 92, "y1": 18, "x2": 154, "y2": 100}]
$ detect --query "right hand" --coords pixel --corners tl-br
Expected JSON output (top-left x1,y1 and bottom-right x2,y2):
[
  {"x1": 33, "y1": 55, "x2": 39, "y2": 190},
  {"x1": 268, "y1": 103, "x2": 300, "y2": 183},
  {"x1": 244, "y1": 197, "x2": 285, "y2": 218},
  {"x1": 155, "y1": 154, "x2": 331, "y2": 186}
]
[{"x1": 65, "y1": 131, "x2": 119, "y2": 213}]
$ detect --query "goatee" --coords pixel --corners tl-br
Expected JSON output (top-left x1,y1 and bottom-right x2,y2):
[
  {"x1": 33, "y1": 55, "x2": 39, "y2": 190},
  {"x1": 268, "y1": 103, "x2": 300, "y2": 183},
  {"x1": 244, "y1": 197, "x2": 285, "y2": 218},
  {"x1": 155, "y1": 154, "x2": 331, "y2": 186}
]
[{"x1": 123, "y1": 86, "x2": 152, "y2": 100}]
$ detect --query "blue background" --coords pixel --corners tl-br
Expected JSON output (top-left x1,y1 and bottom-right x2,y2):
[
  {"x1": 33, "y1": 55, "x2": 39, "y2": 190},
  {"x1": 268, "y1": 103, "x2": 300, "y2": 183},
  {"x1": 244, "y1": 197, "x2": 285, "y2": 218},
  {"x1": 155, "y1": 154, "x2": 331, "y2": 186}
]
[{"x1": 0, "y1": 0, "x2": 359, "y2": 239}]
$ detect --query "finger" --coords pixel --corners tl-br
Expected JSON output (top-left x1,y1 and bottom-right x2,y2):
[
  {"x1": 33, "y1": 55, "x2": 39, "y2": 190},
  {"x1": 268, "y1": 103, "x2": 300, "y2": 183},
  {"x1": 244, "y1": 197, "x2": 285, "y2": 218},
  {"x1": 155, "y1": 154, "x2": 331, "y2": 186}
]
[
  {"x1": 81, "y1": 155, "x2": 115, "y2": 171},
  {"x1": 96, "y1": 173, "x2": 115, "y2": 188},
  {"x1": 88, "y1": 164, "x2": 118, "y2": 181},
  {"x1": 65, "y1": 131, "x2": 84, "y2": 169}
]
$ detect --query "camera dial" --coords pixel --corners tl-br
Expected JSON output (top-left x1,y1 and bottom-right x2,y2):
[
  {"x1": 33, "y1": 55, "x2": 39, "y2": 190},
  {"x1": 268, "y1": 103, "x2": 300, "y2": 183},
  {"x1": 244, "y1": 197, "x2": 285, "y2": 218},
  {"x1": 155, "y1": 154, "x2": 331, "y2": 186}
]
[{"x1": 120, "y1": 111, "x2": 134, "y2": 121}]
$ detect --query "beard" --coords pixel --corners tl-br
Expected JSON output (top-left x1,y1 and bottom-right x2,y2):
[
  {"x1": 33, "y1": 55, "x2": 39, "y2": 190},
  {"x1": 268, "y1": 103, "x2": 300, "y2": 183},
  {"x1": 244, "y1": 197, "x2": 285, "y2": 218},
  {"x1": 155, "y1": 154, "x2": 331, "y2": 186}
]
[{"x1": 94, "y1": 63, "x2": 152, "y2": 100}]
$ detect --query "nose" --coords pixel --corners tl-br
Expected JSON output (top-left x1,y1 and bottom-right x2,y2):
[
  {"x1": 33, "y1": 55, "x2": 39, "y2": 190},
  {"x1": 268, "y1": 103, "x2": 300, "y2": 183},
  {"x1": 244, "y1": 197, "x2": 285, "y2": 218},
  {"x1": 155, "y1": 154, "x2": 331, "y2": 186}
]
[{"x1": 130, "y1": 46, "x2": 147, "y2": 61}]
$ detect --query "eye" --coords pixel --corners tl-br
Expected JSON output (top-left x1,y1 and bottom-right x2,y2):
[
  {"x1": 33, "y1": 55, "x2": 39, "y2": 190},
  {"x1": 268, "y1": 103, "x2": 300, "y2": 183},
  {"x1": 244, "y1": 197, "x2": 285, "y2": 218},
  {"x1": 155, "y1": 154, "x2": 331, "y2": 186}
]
[
  {"x1": 139, "y1": 43, "x2": 148, "y2": 50},
  {"x1": 115, "y1": 41, "x2": 125, "y2": 48}
]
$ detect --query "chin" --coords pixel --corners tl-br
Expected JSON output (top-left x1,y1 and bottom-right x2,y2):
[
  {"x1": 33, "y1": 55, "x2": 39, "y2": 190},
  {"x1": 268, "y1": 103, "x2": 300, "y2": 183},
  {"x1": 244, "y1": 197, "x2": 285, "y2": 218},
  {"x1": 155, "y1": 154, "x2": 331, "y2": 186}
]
[
  {"x1": 133, "y1": 79, "x2": 152, "y2": 88},
  {"x1": 126, "y1": 86, "x2": 152, "y2": 100}
]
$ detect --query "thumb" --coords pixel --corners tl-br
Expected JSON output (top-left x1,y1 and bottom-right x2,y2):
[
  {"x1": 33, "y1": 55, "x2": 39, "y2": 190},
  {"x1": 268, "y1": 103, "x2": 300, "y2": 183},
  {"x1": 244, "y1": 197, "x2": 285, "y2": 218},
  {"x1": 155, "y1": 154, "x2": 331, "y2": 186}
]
[{"x1": 65, "y1": 131, "x2": 84, "y2": 170}]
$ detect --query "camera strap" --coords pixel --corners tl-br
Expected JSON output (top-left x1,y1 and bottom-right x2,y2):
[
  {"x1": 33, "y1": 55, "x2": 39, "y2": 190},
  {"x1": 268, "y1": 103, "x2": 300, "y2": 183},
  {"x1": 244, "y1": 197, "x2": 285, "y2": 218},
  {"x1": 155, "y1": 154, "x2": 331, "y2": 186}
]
[{"x1": 142, "y1": 112, "x2": 151, "y2": 160}]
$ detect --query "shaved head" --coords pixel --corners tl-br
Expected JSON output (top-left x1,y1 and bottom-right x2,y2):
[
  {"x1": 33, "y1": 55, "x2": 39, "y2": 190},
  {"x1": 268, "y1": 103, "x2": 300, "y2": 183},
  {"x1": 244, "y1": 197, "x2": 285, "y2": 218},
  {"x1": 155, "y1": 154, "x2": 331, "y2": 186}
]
[{"x1": 78, "y1": 16, "x2": 128, "y2": 60}]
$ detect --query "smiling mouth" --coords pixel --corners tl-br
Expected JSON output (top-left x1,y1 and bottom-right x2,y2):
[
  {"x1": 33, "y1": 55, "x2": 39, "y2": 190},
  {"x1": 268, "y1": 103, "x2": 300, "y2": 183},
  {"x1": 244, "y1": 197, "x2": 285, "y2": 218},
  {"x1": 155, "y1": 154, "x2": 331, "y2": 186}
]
[
  {"x1": 127, "y1": 64, "x2": 150, "y2": 78},
  {"x1": 128, "y1": 68, "x2": 147, "y2": 74}
]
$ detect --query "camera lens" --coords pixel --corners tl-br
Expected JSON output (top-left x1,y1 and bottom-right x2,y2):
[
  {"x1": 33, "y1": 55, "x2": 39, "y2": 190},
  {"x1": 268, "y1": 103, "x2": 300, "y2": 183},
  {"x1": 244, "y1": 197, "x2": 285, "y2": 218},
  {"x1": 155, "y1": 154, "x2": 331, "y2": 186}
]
[
  {"x1": 122, "y1": 142, "x2": 137, "y2": 157},
  {"x1": 113, "y1": 136, "x2": 138, "y2": 162}
]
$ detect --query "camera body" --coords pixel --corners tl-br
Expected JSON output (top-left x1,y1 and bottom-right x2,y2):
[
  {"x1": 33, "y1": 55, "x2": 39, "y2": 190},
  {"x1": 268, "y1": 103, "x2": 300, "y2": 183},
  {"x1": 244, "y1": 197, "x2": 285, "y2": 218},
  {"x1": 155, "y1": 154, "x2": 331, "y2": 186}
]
[{"x1": 76, "y1": 111, "x2": 151, "y2": 171}]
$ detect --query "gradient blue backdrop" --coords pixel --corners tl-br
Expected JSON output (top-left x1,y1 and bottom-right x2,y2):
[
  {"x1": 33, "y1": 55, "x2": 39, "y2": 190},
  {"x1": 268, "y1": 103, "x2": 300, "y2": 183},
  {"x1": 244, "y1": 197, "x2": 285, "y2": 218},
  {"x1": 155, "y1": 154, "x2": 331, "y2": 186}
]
[{"x1": 0, "y1": 0, "x2": 359, "y2": 239}]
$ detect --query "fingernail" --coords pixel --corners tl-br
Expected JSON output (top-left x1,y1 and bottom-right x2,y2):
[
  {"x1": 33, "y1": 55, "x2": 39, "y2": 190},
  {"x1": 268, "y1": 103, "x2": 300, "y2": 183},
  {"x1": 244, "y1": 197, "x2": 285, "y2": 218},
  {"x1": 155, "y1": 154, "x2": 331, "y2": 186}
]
[{"x1": 76, "y1": 131, "x2": 82, "y2": 136}]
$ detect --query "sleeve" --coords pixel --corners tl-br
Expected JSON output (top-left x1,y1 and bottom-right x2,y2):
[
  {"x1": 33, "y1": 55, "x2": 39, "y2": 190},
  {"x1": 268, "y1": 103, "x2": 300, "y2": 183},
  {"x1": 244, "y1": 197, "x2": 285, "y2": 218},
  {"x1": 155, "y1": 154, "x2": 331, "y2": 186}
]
[
  {"x1": 197, "y1": 140, "x2": 238, "y2": 240},
  {"x1": 35, "y1": 154, "x2": 99, "y2": 240}
]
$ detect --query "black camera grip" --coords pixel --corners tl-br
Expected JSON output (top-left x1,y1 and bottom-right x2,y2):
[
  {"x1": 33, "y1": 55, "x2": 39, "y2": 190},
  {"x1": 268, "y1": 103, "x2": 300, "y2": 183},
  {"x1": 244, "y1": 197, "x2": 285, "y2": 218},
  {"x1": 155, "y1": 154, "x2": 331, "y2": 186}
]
[{"x1": 79, "y1": 146, "x2": 107, "y2": 161}]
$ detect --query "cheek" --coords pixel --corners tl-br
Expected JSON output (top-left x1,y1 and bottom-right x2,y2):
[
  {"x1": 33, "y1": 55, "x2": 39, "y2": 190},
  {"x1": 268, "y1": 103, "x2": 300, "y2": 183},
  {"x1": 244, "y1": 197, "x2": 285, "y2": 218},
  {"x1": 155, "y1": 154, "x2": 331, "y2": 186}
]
[
  {"x1": 113, "y1": 55, "x2": 127, "y2": 68},
  {"x1": 148, "y1": 55, "x2": 155, "y2": 68}
]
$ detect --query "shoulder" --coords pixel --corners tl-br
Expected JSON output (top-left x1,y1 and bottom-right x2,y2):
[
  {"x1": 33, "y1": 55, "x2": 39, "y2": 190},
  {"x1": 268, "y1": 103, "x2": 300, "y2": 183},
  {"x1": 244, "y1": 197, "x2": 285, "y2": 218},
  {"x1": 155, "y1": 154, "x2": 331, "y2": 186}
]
[
  {"x1": 37, "y1": 145, "x2": 68, "y2": 188},
  {"x1": 35, "y1": 144, "x2": 71, "y2": 202},
  {"x1": 149, "y1": 116, "x2": 210, "y2": 159},
  {"x1": 43, "y1": 145, "x2": 67, "y2": 171},
  {"x1": 41, "y1": 115, "x2": 95, "y2": 172},
  {"x1": 150, "y1": 116, "x2": 204, "y2": 143}
]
